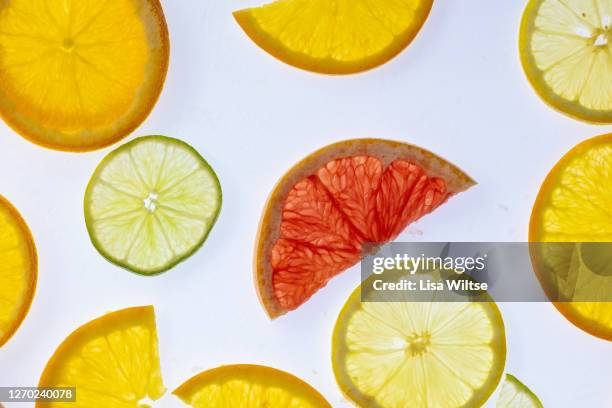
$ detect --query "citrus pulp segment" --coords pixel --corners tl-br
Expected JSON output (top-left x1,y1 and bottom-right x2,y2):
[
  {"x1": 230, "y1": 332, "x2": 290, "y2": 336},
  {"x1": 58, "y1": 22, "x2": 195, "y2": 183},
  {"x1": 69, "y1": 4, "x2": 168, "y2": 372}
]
[
  {"x1": 173, "y1": 364, "x2": 331, "y2": 407},
  {"x1": 0, "y1": 0, "x2": 169, "y2": 151},
  {"x1": 233, "y1": 0, "x2": 433, "y2": 74},
  {"x1": 84, "y1": 136, "x2": 222, "y2": 275},
  {"x1": 520, "y1": 0, "x2": 612, "y2": 123},
  {"x1": 530, "y1": 133, "x2": 612, "y2": 340},
  {"x1": 0, "y1": 195, "x2": 36, "y2": 347},
  {"x1": 256, "y1": 139, "x2": 475, "y2": 318},
  {"x1": 37, "y1": 306, "x2": 165, "y2": 407},
  {"x1": 332, "y1": 275, "x2": 506, "y2": 408},
  {"x1": 497, "y1": 374, "x2": 543, "y2": 408}
]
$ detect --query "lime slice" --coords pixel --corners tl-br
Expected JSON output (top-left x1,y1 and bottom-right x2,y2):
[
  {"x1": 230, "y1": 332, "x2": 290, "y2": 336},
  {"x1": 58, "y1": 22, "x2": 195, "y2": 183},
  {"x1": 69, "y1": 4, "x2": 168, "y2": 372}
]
[
  {"x1": 84, "y1": 136, "x2": 222, "y2": 275},
  {"x1": 497, "y1": 374, "x2": 543, "y2": 408},
  {"x1": 332, "y1": 272, "x2": 506, "y2": 407}
]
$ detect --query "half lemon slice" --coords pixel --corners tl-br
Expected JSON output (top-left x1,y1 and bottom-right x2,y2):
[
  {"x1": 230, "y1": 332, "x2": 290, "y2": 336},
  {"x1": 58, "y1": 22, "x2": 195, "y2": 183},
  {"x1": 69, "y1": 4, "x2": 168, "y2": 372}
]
[
  {"x1": 520, "y1": 0, "x2": 612, "y2": 123},
  {"x1": 497, "y1": 374, "x2": 543, "y2": 408},
  {"x1": 234, "y1": 0, "x2": 433, "y2": 74}
]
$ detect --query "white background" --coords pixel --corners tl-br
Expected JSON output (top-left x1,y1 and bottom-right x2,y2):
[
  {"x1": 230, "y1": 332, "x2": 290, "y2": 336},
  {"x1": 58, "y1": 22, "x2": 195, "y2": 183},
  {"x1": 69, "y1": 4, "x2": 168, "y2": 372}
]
[{"x1": 1, "y1": 0, "x2": 611, "y2": 407}]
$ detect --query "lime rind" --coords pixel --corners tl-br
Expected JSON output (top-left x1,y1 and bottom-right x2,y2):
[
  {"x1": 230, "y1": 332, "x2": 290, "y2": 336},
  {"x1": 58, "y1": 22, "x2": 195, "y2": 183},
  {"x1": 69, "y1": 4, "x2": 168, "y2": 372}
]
[
  {"x1": 497, "y1": 374, "x2": 544, "y2": 408},
  {"x1": 84, "y1": 135, "x2": 222, "y2": 275}
]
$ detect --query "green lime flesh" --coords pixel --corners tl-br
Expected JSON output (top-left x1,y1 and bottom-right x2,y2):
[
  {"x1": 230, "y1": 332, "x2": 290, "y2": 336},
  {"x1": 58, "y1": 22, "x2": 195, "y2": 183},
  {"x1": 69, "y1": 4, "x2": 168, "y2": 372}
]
[
  {"x1": 84, "y1": 135, "x2": 222, "y2": 275},
  {"x1": 497, "y1": 374, "x2": 543, "y2": 408}
]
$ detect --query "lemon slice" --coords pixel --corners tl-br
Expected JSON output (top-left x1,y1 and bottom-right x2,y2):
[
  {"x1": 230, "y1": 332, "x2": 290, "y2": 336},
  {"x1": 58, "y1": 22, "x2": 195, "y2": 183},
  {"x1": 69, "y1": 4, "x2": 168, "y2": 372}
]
[
  {"x1": 38, "y1": 306, "x2": 165, "y2": 407},
  {"x1": 84, "y1": 136, "x2": 222, "y2": 275},
  {"x1": 0, "y1": 0, "x2": 169, "y2": 151},
  {"x1": 234, "y1": 0, "x2": 433, "y2": 74},
  {"x1": 332, "y1": 274, "x2": 506, "y2": 407},
  {"x1": 530, "y1": 133, "x2": 612, "y2": 340},
  {"x1": 173, "y1": 364, "x2": 331, "y2": 407},
  {"x1": 0, "y1": 195, "x2": 36, "y2": 347},
  {"x1": 520, "y1": 0, "x2": 612, "y2": 123},
  {"x1": 497, "y1": 374, "x2": 543, "y2": 408}
]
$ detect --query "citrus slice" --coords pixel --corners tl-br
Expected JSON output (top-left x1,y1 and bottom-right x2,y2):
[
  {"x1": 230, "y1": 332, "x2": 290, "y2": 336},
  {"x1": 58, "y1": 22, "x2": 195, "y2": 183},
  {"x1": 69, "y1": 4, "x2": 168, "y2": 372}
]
[
  {"x1": 0, "y1": 0, "x2": 169, "y2": 151},
  {"x1": 84, "y1": 136, "x2": 222, "y2": 275},
  {"x1": 519, "y1": 0, "x2": 612, "y2": 123},
  {"x1": 530, "y1": 133, "x2": 612, "y2": 340},
  {"x1": 37, "y1": 306, "x2": 165, "y2": 407},
  {"x1": 233, "y1": 0, "x2": 433, "y2": 74},
  {"x1": 0, "y1": 195, "x2": 36, "y2": 347},
  {"x1": 173, "y1": 364, "x2": 331, "y2": 407},
  {"x1": 332, "y1": 273, "x2": 506, "y2": 408},
  {"x1": 497, "y1": 374, "x2": 543, "y2": 408},
  {"x1": 255, "y1": 139, "x2": 475, "y2": 318}
]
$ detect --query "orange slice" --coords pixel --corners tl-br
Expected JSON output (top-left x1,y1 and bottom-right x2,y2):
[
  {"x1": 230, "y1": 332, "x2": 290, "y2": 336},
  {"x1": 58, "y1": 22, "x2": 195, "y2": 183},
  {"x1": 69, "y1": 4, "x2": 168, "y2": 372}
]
[
  {"x1": 530, "y1": 133, "x2": 612, "y2": 340},
  {"x1": 255, "y1": 139, "x2": 475, "y2": 318},
  {"x1": 38, "y1": 306, "x2": 165, "y2": 407},
  {"x1": 233, "y1": 0, "x2": 433, "y2": 74},
  {"x1": 0, "y1": 195, "x2": 37, "y2": 348},
  {"x1": 0, "y1": 0, "x2": 169, "y2": 151},
  {"x1": 173, "y1": 365, "x2": 331, "y2": 407}
]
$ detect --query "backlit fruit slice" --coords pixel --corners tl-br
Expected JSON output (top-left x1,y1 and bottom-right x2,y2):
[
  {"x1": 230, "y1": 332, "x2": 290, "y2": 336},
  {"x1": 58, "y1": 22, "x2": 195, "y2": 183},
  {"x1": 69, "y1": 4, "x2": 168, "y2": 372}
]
[
  {"x1": 255, "y1": 139, "x2": 475, "y2": 318},
  {"x1": 173, "y1": 364, "x2": 331, "y2": 407},
  {"x1": 0, "y1": 196, "x2": 36, "y2": 347},
  {"x1": 332, "y1": 274, "x2": 506, "y2": 408},
  {"x1": 85, "y1": 136, "x2": 222, "y2": 275},
  {"x1": 519, "y1": 0, "x2": 612, "y2": 123},
  {"x1": 233, "y1": 0, "x2": 433, "y2": 74},
  {"x1": 530, "y1": 133, "x2": 612, "y2": 340},
  {"x1": 0, "y1": 0, "x2": 169, "y2": 151},
  {"x1": 497, "y1": 374, "x2": 543, "y2": 408},
  {"x1": 37, "y1": 306, "x2": 165, "y2": 407}
]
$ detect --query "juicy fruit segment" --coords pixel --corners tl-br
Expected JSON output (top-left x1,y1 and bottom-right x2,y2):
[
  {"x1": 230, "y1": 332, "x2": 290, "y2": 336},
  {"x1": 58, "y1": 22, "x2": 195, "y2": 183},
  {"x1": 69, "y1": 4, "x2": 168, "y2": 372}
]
[
  {"x1": 259, "y1": 139, "x2": 476, "y2": 317},
  {"x1": 173, "y1": 365, "x2": 331, "y2": 407},
  {"x1": 85, "y1": 136, "x2": 222, "y2": 275},
  {"x1": 38, "y1": 306, "x2": 165, "y2": 407},
  {"x1": 497, "y1": 374, "x2": 543, "y2": 408},
  {"x1": 0, "y1": 196, "x2": 36, "y2": 347},
  {"x1": 520, "y1": 0, "x2": 612, "y2": 122},
  {"x1": 0, "y1": 0, "x2": 169, "y2": 151},
  {"x1": 234, "y1": 0, "x2": 433, "y2": 74},
  {"x1": 333, "y1": 276, "x2": 506, "y2": 408},
  {"x1": 530, "y1": 134, "x2": 612, "y2": 340}
]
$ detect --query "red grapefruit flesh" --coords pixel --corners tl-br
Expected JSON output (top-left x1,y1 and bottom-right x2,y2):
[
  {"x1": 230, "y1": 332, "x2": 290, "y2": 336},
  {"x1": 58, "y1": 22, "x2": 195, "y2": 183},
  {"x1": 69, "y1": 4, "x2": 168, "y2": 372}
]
[{"x1": 256, "y1": 139, "x2": 475, "y2": 318}]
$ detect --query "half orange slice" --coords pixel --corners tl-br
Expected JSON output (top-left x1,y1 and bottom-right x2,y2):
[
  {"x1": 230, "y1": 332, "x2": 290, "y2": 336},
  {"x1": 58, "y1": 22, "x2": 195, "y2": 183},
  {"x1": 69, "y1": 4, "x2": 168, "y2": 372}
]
[
  {"x1": 234, "y1": 0, "x2": 433, "y2": 74},
  {"x1": 255, "y1": 139, "x2": 475, "y2": 318},
  {"x1": 0, "y1": 195, "x2": 37, "y2": 348}
]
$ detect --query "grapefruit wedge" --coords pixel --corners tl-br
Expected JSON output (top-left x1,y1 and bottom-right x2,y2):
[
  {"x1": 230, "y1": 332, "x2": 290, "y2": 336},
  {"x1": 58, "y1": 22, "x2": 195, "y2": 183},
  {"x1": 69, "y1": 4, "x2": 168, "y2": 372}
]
[{"x1": 255, "y1": 139, "x2": 475, "y2": 318}]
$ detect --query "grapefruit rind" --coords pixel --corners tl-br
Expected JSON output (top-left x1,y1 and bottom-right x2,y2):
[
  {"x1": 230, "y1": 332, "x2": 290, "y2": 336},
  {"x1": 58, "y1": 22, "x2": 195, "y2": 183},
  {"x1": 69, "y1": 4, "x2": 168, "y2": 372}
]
[
  {"x1": 255, "y1": 139, "x2": 475, "y2": 318},
  {"x1": 0, "y1": 195, "x2": 37, "y2": 348},
  {"x1": 173, "y1": 364, "x2": 331, "y2": 407},
  {"x1": 233, "y1": 0, "x2": 433, "y2": 75}
]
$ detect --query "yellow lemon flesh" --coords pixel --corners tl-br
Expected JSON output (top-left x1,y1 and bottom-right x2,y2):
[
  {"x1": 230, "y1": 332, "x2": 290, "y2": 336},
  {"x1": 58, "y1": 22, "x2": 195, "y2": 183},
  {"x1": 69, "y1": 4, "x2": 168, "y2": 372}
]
[
  {"x1": 530, "y1": 133, "x2": 612, "y2": 340},
  {"x1": 0, "y1": 0, "x2": 169, "y2": 151},
  {"x1": 0, "y1": 195, "x2": 36, "y2": 347},
  {"x1": 234, "y1": 0, "x2": 433, "y2": 74},
  {"x1": 84, "y1": 136, "x2": 222, "y2": 275},
  {"x1": 497, "y1": 374, "x2": 543, "y2": 408},
  {"x1": 332, "y1": 276, "x2": 506, "y2": 408},
  {"x1": 38, "y1": 306, "x2": 165, "y2": 407},
  {"x1": 520, "y1": 0, "x2": 612, "y2": 123},
  {"x1": 173, "y1": 364, "x2": 331, "y2": 407}
]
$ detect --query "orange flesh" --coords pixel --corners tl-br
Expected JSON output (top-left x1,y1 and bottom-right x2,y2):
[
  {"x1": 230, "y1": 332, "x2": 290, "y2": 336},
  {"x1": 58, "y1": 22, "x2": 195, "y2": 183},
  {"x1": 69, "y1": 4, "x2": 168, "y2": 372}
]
[{"x1": 271, "y1": 156, "x2": 449, "y2": 311}]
